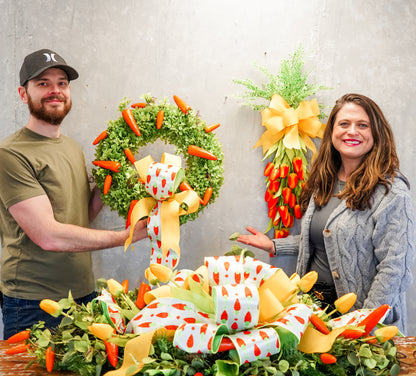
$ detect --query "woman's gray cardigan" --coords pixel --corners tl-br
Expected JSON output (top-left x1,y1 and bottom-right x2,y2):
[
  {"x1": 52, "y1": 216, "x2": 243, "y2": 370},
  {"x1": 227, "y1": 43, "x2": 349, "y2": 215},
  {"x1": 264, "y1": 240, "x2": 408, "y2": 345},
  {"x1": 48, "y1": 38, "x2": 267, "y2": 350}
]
[{"x1": 274, "y1": 177, "x2": 415, "y2": 333}]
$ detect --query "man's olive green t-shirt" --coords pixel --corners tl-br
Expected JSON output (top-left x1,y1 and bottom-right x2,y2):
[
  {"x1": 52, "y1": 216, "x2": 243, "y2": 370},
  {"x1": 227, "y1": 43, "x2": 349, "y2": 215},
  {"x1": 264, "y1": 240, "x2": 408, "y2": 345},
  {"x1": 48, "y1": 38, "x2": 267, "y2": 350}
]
[{"x1": 0, "y1": 127, "x2": 94, "y2": 300}]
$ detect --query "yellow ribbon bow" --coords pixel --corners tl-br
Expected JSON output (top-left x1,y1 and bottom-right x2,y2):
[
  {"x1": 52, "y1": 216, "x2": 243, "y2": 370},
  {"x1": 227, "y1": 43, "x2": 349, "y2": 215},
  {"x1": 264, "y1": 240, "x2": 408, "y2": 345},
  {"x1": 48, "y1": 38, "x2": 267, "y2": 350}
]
[
  {"x1": 254, "y1": 94, "x2": 326, "y2": 159},
  {"x1": 124, "y1": 153, "x2": 200, "y2": 261}
]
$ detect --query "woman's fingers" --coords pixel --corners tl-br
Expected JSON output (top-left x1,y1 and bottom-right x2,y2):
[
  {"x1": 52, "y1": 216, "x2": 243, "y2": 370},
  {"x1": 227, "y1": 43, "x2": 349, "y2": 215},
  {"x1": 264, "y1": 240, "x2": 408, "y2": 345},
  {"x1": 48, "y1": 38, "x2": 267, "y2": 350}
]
[{"x1": 246, "y1": 226, "x2": 259, "y2": 235}]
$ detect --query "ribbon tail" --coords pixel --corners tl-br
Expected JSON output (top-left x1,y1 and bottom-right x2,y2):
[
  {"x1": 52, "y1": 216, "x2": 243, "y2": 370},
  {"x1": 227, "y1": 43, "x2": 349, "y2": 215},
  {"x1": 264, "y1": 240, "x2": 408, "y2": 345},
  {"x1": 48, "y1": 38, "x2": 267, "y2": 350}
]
[
  {"x1": 160, "y1": 200, "x2": 181, "y2": 260},
  {"x1": 301, "y1": 134, "x2": 319, "y2": 162},
  {"x1": 297, "y1": 326, "x2": 346, "y2": 353},
  {"x1": 104, "y1": 329, "x2": 172, "y2": 376}
]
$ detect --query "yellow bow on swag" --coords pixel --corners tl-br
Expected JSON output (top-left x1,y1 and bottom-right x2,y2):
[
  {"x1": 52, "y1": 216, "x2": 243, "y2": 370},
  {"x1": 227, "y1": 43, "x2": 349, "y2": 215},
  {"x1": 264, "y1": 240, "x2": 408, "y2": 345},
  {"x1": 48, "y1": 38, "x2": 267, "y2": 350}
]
[
  {"x1": 124, "y1": 153, "x2": 200, "y2": 259},
  {"x1": 254, "y1": 94, "x2": 326, "y2": 158}
]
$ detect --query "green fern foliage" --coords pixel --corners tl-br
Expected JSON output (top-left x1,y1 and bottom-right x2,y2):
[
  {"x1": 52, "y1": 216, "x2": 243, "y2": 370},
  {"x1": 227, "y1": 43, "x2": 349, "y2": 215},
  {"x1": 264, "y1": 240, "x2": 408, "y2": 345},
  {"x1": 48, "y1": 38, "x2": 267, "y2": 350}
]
[{"x1": 233, "y1": 46, "x2": 331, "y2": 115}]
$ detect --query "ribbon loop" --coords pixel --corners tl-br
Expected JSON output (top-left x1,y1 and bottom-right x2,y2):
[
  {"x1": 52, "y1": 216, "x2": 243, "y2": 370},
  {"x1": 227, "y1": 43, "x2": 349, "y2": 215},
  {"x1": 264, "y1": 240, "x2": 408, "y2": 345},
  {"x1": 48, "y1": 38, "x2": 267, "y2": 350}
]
[{"x1": 255, "y1": 94, "x2": 326, "y2": 157}]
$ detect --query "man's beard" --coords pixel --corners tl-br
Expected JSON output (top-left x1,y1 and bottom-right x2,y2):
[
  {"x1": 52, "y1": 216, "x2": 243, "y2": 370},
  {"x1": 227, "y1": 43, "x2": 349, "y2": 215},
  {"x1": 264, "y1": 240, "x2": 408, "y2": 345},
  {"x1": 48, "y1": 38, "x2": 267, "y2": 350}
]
[{"x1": 27, "y1": 93, "x2": 72, "y2": 125}]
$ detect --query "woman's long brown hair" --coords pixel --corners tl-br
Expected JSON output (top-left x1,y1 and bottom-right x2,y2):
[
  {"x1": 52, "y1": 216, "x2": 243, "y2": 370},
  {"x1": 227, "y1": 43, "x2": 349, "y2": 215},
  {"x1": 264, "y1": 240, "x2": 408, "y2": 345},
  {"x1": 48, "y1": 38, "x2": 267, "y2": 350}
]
[{"x1": 300, "y1": 93, "x2": 400, "y2": 212}]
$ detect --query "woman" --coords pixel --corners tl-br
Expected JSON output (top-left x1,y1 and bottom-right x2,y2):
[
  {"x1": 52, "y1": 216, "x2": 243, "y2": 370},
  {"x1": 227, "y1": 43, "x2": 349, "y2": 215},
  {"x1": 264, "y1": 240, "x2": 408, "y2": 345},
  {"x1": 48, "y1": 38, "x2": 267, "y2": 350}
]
[{"x1": 238, "y1": 93, "x2": 415, "y2": 333}]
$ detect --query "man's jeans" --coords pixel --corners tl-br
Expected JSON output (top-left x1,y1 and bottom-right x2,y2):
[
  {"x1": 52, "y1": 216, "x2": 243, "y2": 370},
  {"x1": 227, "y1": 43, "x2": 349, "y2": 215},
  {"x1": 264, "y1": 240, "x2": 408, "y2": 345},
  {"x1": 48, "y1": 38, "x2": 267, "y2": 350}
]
[{"x1": 1, "y1": 291, "x2": 96, "y2": 340}]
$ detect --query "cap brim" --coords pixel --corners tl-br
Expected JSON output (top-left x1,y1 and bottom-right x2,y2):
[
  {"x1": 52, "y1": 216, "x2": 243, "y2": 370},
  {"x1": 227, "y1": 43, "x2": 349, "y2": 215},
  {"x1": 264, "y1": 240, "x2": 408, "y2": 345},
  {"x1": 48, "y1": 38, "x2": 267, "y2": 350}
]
[{"x1": 23, "y1": 64, "x2": 79, "y2": 85}]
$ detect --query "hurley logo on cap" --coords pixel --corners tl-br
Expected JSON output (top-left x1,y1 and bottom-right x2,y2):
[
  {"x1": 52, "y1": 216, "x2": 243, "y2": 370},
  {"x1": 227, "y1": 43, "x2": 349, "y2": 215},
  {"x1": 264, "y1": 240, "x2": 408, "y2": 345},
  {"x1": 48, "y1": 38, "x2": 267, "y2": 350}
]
[
  {"x1": 43, "y1": 53, "x2": 58, "y2": 63},
  {"x1": 19, "y1": 48, "x2": 79, "y2": 86}
]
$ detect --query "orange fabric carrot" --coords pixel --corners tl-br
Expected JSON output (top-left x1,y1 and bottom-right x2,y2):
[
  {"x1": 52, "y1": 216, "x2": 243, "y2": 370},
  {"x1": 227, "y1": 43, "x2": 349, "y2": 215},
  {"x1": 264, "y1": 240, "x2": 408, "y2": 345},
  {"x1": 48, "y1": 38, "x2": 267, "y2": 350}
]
[
  {"x1": 105, "y1": 340, "x2": 118, "y2": 367},
  {"x1": 310, "y1": 314, "x2": 330, "y2": 335},
  {"x1": 188, "y1": 145, "x2": 217, "y2": 160},
  {"x1": 5, "y1": 343, "x2": 28, "y2": 355},
  {"x1": 103, "y1": 175, "x2": 112, "y2": 195},
  {"x1": 357, "y1": 304, "x2": 390, "y2": 336},
  {"x1": 122, "y1": 108, "x2": 141, "y2": 136},
  {"x1": 92, "y1": 160, "x2": 121, "y2": 172},
  {"x1": 340, "y1": 327, "x2": 365, "y2": 339},
  {"x1": 92, "y1": 131, "x2": 108, "y2": 145},
  {"x1": 320, "y1": 353, "x2": 337, "y2": 364},
  {"x1": 131, "y1": 102, "x2": 147, "y2": 108},
  {"x1": 204, "y1": 123, "x2": 220, "y2": 133},
  {"x1": 45, "y1": 346, "x2": 55, "y2": 372},
  {"x1": 156, "y1": 110, "x2": 164, "y2": 129},
  {"x1": 121, "y1": 279, "x2": 129, "y2": 294},
  {"x1": 6, "y1": 330, "x2": 30, "y2": 344},
  {"x1": 173, "y1": 95, "x2": 190, "y2": 114},
  {"x1": 179, "y1": 181, "x2": 193, "y2": 191},
  {"x1": 202, "y1": 187, "x2": 213, "y2": 205},
  {"x1": 124, "y1": 148, "x2": 136, "y2": 164},
  {"x1": 125, "y1": 199, "x2": 139, "y2": 228},
  {"x1": 135, "y1": 281, "x2": 151, "y2": 309}
]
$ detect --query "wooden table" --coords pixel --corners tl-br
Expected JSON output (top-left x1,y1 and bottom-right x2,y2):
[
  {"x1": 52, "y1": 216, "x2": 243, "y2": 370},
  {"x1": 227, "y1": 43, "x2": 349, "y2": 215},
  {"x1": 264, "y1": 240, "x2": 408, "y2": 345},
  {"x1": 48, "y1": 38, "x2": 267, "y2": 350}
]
[
  {"x1": 0, "y1": 341, "x2": 73, "y2": 376},
  {"x1": 1, "y1": 337, "x2": 416, "y2": 375}
]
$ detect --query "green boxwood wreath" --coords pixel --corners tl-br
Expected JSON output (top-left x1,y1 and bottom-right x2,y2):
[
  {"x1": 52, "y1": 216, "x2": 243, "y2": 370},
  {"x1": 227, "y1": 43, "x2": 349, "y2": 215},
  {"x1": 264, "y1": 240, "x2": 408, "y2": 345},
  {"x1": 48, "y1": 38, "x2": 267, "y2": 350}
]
[{"x1": 92, "y1": 96, "x2": 224, "y2": 225}]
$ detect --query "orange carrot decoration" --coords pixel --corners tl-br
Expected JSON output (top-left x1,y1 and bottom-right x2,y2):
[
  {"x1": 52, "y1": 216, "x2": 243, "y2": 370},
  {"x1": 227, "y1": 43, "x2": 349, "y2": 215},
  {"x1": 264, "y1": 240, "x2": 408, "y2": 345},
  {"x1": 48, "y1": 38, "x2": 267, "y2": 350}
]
[
  {"x1": 173, "y1": 95, "x2": 190, "y2": 114},
  {"x1": 204, "y1": 123, "x2": 220, "y2": 133},
  {"x1": 105, "y1": 341, "x2": 118, "y2": 367},
  {"x1": 6, "y1": 330, "x2": 30, "y2": 344},
  {"x1": 45, "y1": 346, "x2": 55, "y2": 372},
  {"x1": 124, "y1": 148, "x2": 136, "y2": 164},
  {"x1": 202, "y1": 187, "x2": 213, "y2": 205},
  {"x1": 320, "y1": 353, "x2": 337, "y2": 364},
  {"x1": 135, "y1": 281, "x2": 151, "y2": 309},
  {"x1": 92, "y1": 161, "x2": 121, "y2": 173},
  {"x1": 179, "y1": 181, "x2": 193, "y2": 191},
  {"x1": 121, "y1": 279, "x2": 129, "y2": 294},
  {"x1": 310, "y1": 314, "x2": 330, "y2": 335},
  {"x1": 188, "y1": 145, "x2": 217, "y2": 160},
  {"x1": 5, "y1": 343, "x2": 29, "y2": 355},
  {"x1": 103, "y1": 175, "x2": 112, "y2": 195},
  {"x1": 122, "y1": 108, "x2": 141, "y2": 136},
  {"x1": 125, "y1": 199, "x2": 139, "y2": 228},
  {"x1": 92, "y1": 131, "x2": 108, "y2": 145},
  {"x1": 156, "y1": 110, "x2": 164, "y2": 129},
  {"x1": 131, "y1": 102, "x2": 147, "y2": 108}
]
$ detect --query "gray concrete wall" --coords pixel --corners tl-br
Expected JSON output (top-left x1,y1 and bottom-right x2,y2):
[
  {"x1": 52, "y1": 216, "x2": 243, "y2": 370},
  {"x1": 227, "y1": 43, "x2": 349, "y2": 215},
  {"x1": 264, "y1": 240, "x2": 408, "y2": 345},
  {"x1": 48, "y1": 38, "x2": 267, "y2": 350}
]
[{"x1": 1, "y1": 0, "x2": 415, "y2": 338}]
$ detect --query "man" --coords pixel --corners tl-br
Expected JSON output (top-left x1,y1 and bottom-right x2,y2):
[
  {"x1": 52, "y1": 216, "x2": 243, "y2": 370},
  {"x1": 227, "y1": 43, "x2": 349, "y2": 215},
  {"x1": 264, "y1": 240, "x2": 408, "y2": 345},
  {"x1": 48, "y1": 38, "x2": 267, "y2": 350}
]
[{"x1": 0, "y1": 49, "x2": 147, "y2": 339}]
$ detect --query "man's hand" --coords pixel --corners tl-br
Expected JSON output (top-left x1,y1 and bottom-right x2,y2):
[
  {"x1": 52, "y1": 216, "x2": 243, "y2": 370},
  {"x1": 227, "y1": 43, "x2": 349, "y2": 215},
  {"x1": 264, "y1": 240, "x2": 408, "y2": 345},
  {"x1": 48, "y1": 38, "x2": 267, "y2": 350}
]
[{"x1": 131, "y1": 218, "x2": 148, "y2": 242}]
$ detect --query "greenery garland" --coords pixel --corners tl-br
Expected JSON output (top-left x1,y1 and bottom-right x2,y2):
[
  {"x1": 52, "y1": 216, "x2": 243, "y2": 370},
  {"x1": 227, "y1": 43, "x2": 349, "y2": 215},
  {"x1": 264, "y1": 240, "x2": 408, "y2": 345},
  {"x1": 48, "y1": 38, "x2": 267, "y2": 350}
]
[
  {"x1": 23, "y1": 277, "x2": 400, "y2": 376},
  {"x1": 92, "y1": 95, "x2": 224, "y2": 225}
]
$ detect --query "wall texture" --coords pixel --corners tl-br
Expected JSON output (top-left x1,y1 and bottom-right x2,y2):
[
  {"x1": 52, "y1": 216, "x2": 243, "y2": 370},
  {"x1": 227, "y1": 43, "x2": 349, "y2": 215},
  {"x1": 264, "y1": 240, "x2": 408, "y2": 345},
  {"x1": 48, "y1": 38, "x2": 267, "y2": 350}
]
[{"x1": 1, "y1": 0, "x2": 415, "y2": 337}]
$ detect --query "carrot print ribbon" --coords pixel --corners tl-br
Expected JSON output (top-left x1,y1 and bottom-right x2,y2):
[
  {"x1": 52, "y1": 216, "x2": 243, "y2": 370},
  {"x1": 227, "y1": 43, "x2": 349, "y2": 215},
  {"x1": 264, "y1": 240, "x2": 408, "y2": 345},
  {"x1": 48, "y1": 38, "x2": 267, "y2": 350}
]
[
  {"x1": 227, "y1": 327, "x2": 280, "y2": 364},
  {"x1": 212, "y1": 284, "x2": 259, "y2": 331},
  {"x1": 204, "y1": 255, "x2": 277, "y2": 287},
  {"x1": 254, "y1": 94, "x2": 325, "y2": 159},
  {"x1": 124, "y1": 153, "x2": 200, "y2": 269},
  {"x1": 100, "y1": 257, "x2": 317, "y2": 371},
  {"x1": 173, "y1": 322, "x2": 229, "y2": 353},
  {"x1": 205, "y1": 255, "x2": 297, "y2": 321},
  {"x1": 92, "y1": 290, "x2": 126, "y2": 334},
  {"x1": 126, "y1": 297, "x2": 212, "y2": 335}
]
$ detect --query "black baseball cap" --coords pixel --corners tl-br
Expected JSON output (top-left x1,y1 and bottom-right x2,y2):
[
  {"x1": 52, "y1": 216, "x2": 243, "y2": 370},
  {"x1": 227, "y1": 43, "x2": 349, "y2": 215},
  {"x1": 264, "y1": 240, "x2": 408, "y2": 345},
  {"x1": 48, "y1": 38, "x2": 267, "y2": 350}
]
[{"x1": 19, "y1": 48, "x2": 79, "y2": 86}]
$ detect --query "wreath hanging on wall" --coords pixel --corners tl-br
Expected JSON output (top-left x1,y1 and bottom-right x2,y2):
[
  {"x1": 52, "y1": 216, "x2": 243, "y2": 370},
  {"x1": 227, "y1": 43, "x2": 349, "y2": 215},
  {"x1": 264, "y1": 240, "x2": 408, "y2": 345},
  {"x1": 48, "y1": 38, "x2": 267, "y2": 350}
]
[{"x1": 92, "y1": 94, "x2": 224, "y2": 226}]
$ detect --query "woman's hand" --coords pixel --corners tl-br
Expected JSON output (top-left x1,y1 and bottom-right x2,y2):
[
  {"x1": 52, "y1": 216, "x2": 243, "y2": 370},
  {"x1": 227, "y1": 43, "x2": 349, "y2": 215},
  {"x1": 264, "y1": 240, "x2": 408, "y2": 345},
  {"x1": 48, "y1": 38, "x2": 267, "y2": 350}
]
[{"x1": 237, "y1": 226, "x2": 275, "y2": 254}]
